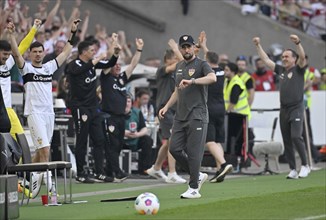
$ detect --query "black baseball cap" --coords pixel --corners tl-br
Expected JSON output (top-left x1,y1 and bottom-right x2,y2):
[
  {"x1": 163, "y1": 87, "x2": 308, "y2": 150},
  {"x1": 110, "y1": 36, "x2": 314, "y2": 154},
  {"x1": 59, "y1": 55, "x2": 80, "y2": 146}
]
[{"x1": 179, "y1": 35, "x2": 195, "y2": 47}]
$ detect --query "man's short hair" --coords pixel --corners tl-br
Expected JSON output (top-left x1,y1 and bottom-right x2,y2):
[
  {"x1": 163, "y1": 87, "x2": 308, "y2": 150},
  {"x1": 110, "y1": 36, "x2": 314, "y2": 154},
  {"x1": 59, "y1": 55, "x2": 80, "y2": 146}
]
[
  {"x1": 136, "y1": 89, "x2": 150, "y2": 99},
  {"x1": 29, "y1": 41, "x2": 44, "y2": 51},
  {"x1": 226, "y1": 62, "x2": 238, "y2": 74},
  {"x1": 164, "y1": 49, "x2": 175, "y2": 62},
  {"x1": 77, "y1": 41, "x2": 93, "y2": 55},
  {"x1": 206, "y1": 51, "x2": 219, "y2": 64},
  {"x1": 0, "y1": 40, "x2": 11, "y2": 51}
]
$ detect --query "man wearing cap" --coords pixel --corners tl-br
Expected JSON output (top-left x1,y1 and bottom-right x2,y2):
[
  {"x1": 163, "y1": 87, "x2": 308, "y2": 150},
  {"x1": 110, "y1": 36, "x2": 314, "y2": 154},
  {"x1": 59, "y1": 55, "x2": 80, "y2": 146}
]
[{"x1": 159, "y1": 34, "x2": 216, "y2": 199}]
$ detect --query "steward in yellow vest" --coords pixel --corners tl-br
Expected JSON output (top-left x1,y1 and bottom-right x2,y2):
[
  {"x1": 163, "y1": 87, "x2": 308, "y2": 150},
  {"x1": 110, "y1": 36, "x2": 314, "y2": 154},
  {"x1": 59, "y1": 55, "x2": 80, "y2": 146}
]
[{"x1": 224, "y1": 64, "x2": 251, "y2": 119}]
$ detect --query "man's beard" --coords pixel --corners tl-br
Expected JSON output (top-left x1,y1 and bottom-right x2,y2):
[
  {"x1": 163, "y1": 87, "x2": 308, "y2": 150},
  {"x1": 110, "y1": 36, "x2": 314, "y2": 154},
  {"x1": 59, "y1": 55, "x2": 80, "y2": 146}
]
[{"x1": 183, "y1": 53, "x2": 193, "y2": 61}]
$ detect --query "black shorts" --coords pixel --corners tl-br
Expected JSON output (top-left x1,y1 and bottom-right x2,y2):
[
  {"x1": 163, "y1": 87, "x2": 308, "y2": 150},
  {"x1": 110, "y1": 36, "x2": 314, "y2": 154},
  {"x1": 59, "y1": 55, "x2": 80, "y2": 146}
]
[
  {"x1": 159, "y1": 109, "x2": 174, "y2": 139},
  {"x1": 206, "y1": 114, "x2": 225, "y2": 143}
]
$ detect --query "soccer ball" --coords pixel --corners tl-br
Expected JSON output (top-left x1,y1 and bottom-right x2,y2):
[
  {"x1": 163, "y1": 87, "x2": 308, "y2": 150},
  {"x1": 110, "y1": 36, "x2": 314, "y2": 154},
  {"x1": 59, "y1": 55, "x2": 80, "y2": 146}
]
[{"x1": 134, "y1": 192, "x2": 160, "y2": 215}]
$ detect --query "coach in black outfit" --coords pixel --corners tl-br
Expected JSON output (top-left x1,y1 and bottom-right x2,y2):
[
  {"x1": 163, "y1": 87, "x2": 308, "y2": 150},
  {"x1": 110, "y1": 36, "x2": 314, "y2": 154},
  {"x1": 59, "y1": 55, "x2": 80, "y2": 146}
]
[
  {"x1": 100, "y1": 36, "x2": 144, "y2": 181},
  {"x1": 66, "y1": 40, "x2": 120, "y2": 183}
]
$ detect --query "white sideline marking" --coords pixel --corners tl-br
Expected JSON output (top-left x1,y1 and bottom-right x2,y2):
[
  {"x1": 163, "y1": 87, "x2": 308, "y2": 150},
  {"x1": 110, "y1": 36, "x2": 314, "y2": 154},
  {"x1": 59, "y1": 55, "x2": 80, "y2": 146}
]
[{"x1": 294, "y1": 214, "x2": 326, "y2": 220}]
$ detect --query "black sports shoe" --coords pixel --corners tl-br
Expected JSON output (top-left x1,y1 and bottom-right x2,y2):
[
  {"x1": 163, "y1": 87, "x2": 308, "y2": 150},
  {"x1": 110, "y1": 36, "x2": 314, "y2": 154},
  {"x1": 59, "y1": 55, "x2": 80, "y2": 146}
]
[
  {"x1": 94, "y1": 174, "x2": 114, "y2": 183},
  {"x1": 114, "y1": 172, "x2": 128, "y2": 182},
  {"x1": 75, "y1": 175, "x2": 95, "y2": 184},
  {"x1": 210, "y1": 164, "x2": 233, "y2": 183}
]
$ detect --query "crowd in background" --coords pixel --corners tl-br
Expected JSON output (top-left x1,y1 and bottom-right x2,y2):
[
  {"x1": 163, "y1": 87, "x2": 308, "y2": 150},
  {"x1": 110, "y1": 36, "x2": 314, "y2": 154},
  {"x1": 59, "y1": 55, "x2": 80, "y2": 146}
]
[{"x1": 238, "y1": 0, "x2": 326, "y2": 41}]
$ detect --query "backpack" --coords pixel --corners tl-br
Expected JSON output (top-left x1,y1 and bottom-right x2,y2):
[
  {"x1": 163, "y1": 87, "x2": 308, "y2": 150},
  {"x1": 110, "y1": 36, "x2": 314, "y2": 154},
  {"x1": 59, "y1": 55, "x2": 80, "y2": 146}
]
[{"x1": 0, "y1": 133, "x2": 22, "y2": 174}]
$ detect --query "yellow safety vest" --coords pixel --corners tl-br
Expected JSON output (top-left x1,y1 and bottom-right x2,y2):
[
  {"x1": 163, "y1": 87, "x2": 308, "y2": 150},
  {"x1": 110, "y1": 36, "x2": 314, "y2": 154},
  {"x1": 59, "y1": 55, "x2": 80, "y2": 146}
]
[
  {"x1": 304, "y1": 69, "x2": 314, "y2": 108},
  {"x1": 239, "y1": 72, "x2": 252, "y2": 100},
  {"x1": 319, "y1": 68, "x2": 326, "y2": 90},
  {"x1": 224, "y1": 75, "x2": 251, "y2": 119}
]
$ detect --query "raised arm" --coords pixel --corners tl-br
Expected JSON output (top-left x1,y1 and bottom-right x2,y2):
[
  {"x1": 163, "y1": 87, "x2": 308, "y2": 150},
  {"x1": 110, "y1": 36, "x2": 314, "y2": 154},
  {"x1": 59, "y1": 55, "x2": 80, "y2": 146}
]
[
  {"x1": 198, "y1": 31, "x2": 209, "y2": 57},
  {"x1": 165, "y1": 39, "x2": 183, "y2": 74},
  {"x1": 18, "y1": 19, "x2": 42, "y2": 55},
  {"x1": 7, "y1": 22, "x2": 24, "y2": 68},
  {"x1": 43, "y1": 0, "x2": 61, "y2": 30},
  {"x1": 56, "y1": 19, "x2": 81, "y2": 66},
  {"x1": 125, "y1": 38, "x2": 144, "y2": 79},
  {"x1": 289, "y1": 34, "x2": 306, "y2": 68},
  {"x1": 252, "y1": 37, "x2": 276, "y2": 71}
]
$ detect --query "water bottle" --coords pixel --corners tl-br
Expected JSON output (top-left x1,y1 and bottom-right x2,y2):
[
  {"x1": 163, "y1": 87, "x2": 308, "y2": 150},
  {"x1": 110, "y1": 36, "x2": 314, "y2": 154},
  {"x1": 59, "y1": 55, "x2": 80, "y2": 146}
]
[
  {"x1": 148, "y1": 104, "x2": 154, "y2": 122},
  {"x1": 50, "y1": 183, "x2": 57, "y2": 204}
]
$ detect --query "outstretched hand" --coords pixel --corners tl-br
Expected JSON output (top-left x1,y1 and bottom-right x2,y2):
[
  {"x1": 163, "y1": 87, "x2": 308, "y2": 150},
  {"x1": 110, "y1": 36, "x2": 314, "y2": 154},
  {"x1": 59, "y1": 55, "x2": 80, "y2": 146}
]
[
  {"x1": 135, "y1": 38, "x2": 144, "y2": 50},
  {"x1": 290, "y1": 35, "x2": 300, "y2": 44},
  {"x1": 252, "y1": 37, "x2": 260, "y2": 46},
  {"x1": 6, "y1": 22, "x2": 15, "y2": 34},
  {"x1": 71, "y1": 19, "x2": 81, "y2": 32}
]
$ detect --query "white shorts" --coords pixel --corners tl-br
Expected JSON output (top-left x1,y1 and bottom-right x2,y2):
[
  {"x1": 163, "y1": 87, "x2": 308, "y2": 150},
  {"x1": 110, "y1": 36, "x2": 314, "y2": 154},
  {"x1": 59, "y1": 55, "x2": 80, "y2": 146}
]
[{"x1": 27, "y1": 113, "x2": 54, "y2": 149}]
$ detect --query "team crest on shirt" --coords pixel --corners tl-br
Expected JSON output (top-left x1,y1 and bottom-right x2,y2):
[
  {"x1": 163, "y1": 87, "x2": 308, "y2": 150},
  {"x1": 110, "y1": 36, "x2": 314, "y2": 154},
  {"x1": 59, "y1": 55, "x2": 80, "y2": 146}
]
[
  {"x1": 287, "y1": 72, "x2": 293, "y2": 79},
  {"x1": 280, "y1": 73, "x2": 284, "y2": 79},
  {"x1": 188, "y1": 68, "x2": 195, "y2": 76},
  {"x1": 37, "y1": 137, "x2": 42, "y2": 146},
  {"x1": 108, "y1": 125, "x2": 115, "y2": 133},
  {"x1": 119, "y1": 78, "x2": 124, "y2": 85},
  {"x1": 81, "y1": 114, "x2": 88, "y2": 122}
]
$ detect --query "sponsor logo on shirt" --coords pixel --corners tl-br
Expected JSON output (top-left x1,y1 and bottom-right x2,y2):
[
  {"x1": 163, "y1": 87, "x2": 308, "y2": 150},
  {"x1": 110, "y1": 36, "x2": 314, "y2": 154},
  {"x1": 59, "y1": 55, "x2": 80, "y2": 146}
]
[
  {"x1": 85, "y1": 75, "x2": 97, "y2": 83},
  {"x1": 0, "y1": 71, "x2": 10, "y2": 77}
]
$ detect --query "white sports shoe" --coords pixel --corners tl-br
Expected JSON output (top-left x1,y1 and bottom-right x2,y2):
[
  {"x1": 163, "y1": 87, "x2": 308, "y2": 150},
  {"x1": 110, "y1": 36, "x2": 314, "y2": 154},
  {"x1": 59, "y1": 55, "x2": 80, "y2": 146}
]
[
  {"x1": 286, "y1": 169, "x2": 298, "y2": 179},
  {"x1": 298, "y1": 165, "x2": 311, "y2": 178},
  {"x1": 166, "y1": 172, "x2": 187, "y2": 184},
  {"x1": 180, "y1": 187, "x2": 201, "y2": 199},
  {"x1": 198, "y1": 172, "x2": 208, "y2": 191},
  {"x1": 145, "y1": 166, "x2": 167, "y2": 181},
  {"x1": 20, "y1": 173, "x2": 44, "y2": 199}
]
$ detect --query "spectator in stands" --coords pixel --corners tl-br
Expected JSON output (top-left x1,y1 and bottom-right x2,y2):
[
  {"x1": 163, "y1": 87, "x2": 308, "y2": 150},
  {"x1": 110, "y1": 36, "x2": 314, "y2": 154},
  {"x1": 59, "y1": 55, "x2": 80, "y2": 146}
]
[
  {"x1": 252, "y1": 58, "x2": 276, "y2": 91},
  {"x1": 279, "y1": 0, "x2": 303, "y2": 30},
  {"x1": 124, "y1": 94, "x2": 153, "y2": 175},
  {"x1": 218, "y1": 53, "x2": 229, "y2": 64}
]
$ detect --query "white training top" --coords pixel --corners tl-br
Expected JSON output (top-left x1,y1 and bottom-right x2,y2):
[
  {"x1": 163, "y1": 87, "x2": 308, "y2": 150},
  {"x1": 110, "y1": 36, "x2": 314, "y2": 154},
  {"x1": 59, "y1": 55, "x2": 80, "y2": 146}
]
[
  {"x1": 20, "y1": 59, "x2": 58, "y2": 115},
  {"x1": 0, "y1": 55, "x2": 15, "y2": 108}
]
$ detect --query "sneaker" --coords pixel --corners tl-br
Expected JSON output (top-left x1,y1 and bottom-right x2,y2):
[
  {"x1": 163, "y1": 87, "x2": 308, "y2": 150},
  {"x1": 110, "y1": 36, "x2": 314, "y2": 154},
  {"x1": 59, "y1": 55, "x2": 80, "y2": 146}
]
[
  {"x1": 166, "y1": 173, "x2": 187, "y2": 184},
  {"x1": 286, "y1": 169, "x2": 298, "y2": 179},
  {"x1": 76, "y1": 175, "x2": 95, "y2": 183},
  {"x1": 180, "y1": 187, "x2": 201, "y2": 199},
  {"x1": 210, "y1": 164, "x2": 233, "y2": 183},
  {"x1": 19, "y1": 173, "x2": 43, "y2": 199},
  {"x1": 114, "y1": 171, "x2": 128, "y2": 182},
  {"x1": 94, "y1": 174, "x2": 114, "y2": 183},
  {"x1": 145, "y1": 166, "x2": 168, "y2": 181},
  {"x1": 198, "y1": 172, "x2": 208, "y2": 191},
  {"x1": 298, "y1": 165, "x2": 311, "y2": 178}
]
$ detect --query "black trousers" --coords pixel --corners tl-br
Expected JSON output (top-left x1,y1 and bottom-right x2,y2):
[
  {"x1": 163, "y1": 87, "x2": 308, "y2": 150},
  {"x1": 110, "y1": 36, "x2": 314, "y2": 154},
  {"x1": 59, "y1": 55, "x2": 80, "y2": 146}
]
[
  {"x1": 280, "y1": 105, "x2": 307, "y2": 170},
  {"x1": 71, "y1": 107, "x2": 106, "y2": 176},
  {"x1": 124, "y1": 135, "x2": 153, "y2": 174},
  {"x1": 103, "y1": 114, "x2": 125, "y2": 176}
]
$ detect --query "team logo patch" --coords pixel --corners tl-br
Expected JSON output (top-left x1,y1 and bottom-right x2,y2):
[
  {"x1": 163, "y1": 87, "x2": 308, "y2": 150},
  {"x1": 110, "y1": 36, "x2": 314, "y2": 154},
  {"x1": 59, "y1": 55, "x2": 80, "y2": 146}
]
[
  {"x1": 280, "y1": 73, "x2": 284, "y2": 79},
  {"x1": 188, "y1": 68, "x2": 195, "y2": 76},
  {"x1": 81, "y1": 114, "x2": 88, "y2": 122},
  {"x1": 183, "y1": 36, "x2": 189, "y2": 41},
  {"x1": 288, "y1": 72, "x2": 293, "y2": 79},
  {"x1": 37, "y1": 137, "x2": 42, "y2": 146},
  {"x1": 119, "y1": 78, "x2": 124, "y2": 85},
  {"x1": 108, "y1": 125, "x2": 115, "y2": 133}
]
